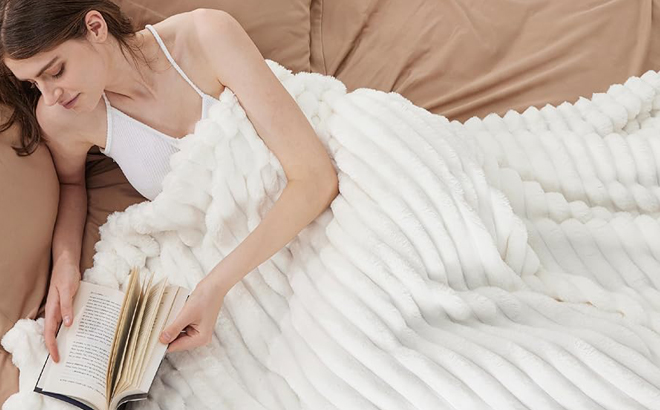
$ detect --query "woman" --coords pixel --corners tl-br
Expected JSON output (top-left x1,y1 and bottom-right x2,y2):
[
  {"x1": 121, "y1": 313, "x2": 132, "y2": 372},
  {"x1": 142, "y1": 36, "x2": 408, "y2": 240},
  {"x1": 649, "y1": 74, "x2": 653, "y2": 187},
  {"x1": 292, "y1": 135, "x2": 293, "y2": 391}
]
[{"x1": 0, "y1": 0, "x2": 338, "y2": 362}]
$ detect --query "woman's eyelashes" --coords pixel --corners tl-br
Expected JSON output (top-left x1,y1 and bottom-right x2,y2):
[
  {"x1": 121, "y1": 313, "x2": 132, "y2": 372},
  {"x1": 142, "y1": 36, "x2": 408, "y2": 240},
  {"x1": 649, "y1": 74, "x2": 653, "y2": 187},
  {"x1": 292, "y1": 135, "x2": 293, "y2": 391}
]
[
  {"x1": 23, "y1": 64, "x2": 65, "y2": 89},
  {"x1": 53, "y1": 64, "x2": 65, "y2": 79}
]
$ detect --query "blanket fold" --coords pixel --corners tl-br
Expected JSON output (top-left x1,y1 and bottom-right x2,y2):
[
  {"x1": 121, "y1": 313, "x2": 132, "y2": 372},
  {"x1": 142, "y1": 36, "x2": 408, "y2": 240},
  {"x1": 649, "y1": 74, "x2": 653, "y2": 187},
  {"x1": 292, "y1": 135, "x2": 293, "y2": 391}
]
[{"x1": 3, "y1": 59, "x2": 660, "y2": 410}]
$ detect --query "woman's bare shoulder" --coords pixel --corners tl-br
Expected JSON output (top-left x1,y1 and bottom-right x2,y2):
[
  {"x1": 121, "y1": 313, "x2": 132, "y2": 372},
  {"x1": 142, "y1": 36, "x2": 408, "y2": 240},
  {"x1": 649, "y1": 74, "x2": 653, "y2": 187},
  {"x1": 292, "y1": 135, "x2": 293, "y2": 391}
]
[
  {"x1": 156, "y1": 8, "x2": 232, "y2": 33},
  {"x1": 35, "y1": 96, "x2": 108, "y2": 184},
  {"x1": 149, "y1": 9, "x2": 222, "y2": 53},
  {"x1": 36, "y1": 95, "x2": 106, "y2": 151},
  {"x1": 151, "y1": 10, "x2": 227, "y2": 92}
]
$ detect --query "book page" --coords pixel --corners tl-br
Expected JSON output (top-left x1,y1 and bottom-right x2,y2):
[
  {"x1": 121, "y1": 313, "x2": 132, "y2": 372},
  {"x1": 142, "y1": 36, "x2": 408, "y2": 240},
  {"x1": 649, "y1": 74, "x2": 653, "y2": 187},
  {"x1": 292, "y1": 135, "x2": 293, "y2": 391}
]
[
  {"x1": 37, "y1": 281, "x2": 124, "y2": 410},
  {"x1": 139, "y1": 286, "x2": 190, "y2": 390},
  {"x1": 106, "y1": 268, "x2": 142, "y2": 399},
  {"x1": 114, "y1": 272, "x2": 154, "y2": 394},
  {"x1": 110, "y1": 285, "x2": 190, "y2": 410},
  {"x1": 129, "y1": 279, "x2": 168, "y2": 384},
  {"x1": 137, "y1": 284, "x2": 178, "y2": 385}
]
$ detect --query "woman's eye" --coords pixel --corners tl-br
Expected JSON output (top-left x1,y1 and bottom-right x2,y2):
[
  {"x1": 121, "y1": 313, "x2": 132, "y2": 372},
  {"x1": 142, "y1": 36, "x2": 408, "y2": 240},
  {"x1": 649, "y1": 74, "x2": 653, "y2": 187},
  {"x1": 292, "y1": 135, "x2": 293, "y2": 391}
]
[{"x1": 53, "y1": 65, "x2": 65, "y2": 78}]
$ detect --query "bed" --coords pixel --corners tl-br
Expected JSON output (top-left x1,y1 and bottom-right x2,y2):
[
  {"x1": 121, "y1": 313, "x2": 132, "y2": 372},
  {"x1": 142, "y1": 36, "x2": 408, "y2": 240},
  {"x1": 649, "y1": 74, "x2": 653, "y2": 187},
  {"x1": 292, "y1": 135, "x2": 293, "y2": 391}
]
[{"x1": 2, "y1": 0, "x2": 660, "y2": 406}]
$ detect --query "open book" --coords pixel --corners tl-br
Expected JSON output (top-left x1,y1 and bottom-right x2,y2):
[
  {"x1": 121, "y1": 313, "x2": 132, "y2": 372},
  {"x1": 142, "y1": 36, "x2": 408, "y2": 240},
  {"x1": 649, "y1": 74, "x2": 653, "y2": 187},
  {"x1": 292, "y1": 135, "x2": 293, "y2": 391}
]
[{"x1": 34, "y1": 267, "x2": 190, "y2": 410}]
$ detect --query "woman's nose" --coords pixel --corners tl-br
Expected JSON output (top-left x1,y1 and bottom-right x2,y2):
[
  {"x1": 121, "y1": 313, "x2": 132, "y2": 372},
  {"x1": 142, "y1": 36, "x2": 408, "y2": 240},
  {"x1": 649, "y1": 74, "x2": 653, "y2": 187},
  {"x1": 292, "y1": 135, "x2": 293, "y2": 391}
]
[{"x1": 42, "y1": 84, "x2": 63, "y2": 106}]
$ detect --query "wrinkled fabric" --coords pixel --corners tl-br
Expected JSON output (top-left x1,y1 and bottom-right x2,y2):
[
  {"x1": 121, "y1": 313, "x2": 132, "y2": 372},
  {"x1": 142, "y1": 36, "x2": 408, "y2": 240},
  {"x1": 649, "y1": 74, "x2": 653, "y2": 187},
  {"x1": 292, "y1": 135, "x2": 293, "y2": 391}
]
[
  {"x1": 311, "y1": 0, "x2": 660, "y2": 123},
  {"x1": 0, "y1": 114, "x2": 57, "y2": 406}
]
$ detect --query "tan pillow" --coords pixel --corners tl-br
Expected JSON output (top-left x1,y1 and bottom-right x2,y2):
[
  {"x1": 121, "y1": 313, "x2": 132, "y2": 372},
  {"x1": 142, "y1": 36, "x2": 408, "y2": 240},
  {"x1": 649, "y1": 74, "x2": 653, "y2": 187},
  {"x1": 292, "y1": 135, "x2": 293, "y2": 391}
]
[
  {"x1": 114, "y1": 0, "x2": 313, "y2": 73},
  {"x1": 0, "y1": 107, "x2": 59, "y2": 404},
  {"x1": 310, "y1": 0, "x2": 660, "y2": 123}
]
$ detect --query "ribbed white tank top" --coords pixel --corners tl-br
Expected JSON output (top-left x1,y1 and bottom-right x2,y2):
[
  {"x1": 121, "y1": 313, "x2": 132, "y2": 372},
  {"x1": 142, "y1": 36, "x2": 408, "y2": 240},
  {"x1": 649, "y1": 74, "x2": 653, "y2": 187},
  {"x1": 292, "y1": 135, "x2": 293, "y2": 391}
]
[{"x1": 99, "y1": 24, "x2": 221, "y2": 201}]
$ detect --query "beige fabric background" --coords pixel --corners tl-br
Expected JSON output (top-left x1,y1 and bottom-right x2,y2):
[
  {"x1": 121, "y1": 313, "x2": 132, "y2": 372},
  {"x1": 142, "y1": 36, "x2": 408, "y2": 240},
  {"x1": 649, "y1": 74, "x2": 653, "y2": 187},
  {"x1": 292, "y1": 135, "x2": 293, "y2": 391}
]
[
  {"x1": 116, "y1": 0, "x2": 313, "y2": 74},
  {"x1": 310, "y1": 0, "x2": 660, "y2": 123},
  {"x1": 0, "y1": 109, "x2": 58, "y2": 403},
  {"x1": 3, "y1": 0, "x2": 660, "y2": 404}
]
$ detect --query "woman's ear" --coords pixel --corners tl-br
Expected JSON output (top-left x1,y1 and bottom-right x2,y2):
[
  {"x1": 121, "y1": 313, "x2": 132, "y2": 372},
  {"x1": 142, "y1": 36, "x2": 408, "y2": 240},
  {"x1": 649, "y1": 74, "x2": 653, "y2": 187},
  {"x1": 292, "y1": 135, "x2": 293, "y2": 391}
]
[{"x1": 84, "y1": 10, "x2": 108, "y2": 43}]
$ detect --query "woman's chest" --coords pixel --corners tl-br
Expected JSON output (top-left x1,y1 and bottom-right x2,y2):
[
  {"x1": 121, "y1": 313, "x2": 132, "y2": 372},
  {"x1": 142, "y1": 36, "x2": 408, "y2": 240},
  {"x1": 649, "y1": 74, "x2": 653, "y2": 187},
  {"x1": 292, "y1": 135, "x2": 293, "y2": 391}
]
[
  {"x1": 115, "y1": 93, "x2": 204, "y2": 137},
  {"x1": 117, "y1": 80, "x2": 215, "y2": 132},
  {"x1": 94, "y1": 81, "x2": 223, "y2": 149},
  {"x1": 104, "y1": 60, "x2": 222, "y2": 140}
]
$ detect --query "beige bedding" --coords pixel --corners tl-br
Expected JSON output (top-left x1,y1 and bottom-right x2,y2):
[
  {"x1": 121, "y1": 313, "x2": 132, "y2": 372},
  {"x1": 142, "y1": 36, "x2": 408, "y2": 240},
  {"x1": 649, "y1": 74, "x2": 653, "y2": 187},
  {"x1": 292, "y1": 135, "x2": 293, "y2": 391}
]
[
  {"x1": 312, "y1": 0, "x2": 660, "y2": 122},
  {"x1": 0, "y1": 113, "x2": 57, "y2": 404}
]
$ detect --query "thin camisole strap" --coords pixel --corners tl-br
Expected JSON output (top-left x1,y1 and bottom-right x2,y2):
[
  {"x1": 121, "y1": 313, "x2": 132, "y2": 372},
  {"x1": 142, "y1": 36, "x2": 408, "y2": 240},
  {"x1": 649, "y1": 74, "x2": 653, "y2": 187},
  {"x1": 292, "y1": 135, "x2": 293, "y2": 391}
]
[
  {"x1": 144, "y1": 24, "x2": 205, "y2": 98},
  {"x1": 100, "y1": 92, "x2": 114, "y2": 154}
]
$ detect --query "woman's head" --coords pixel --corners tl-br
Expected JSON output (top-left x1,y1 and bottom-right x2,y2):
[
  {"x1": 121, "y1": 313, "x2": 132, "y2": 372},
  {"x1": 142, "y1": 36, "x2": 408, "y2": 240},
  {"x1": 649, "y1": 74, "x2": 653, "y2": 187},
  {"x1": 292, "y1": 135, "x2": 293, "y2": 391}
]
[{"x1": 0, "y1": 0, "x2": 140, "y2": 156}]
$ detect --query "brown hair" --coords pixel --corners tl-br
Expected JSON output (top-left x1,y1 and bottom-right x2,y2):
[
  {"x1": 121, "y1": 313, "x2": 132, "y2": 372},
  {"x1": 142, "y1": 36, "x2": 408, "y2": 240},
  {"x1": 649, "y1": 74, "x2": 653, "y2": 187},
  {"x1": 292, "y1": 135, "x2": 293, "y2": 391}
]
[{"x1": 0, "y1": 0, "x2": 144, "y2": 156}]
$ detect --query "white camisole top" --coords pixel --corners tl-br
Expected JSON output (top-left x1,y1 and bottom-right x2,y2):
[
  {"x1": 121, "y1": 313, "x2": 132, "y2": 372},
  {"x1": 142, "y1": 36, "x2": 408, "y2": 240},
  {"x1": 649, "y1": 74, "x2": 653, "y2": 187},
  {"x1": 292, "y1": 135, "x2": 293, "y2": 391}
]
[{"x1": 99, "y1": 24, "x2": 221, "y2": 201}]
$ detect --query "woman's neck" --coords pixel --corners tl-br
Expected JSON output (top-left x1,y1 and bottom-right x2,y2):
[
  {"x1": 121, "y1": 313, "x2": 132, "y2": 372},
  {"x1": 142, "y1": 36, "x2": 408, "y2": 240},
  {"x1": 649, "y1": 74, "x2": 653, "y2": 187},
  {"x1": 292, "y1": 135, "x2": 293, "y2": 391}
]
[{"x1": 103, "y1": 29, "x2": 162, "y2": 103}]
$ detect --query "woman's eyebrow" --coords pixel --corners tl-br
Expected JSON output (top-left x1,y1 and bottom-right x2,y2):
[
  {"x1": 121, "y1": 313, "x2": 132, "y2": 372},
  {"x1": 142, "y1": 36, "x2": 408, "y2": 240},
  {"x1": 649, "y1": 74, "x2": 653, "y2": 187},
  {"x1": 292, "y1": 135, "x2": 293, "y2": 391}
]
[{"x1": 16, "y1": 56, "x2": 59, "y2": 81}]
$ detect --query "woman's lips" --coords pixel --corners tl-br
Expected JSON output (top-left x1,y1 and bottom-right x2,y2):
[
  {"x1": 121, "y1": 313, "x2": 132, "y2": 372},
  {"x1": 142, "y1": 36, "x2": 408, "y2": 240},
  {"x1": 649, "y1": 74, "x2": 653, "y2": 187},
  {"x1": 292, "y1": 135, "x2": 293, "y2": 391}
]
[{"x1": 63, "y1": 93, "x2": 80, "y2": 109}]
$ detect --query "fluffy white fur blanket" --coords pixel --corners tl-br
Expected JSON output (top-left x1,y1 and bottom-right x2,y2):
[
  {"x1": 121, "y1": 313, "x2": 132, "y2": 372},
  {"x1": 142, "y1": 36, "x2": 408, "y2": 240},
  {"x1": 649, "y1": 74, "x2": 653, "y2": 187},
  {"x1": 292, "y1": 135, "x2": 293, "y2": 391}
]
[{"x1": 3, "y1": 59, "x2": 660, "y2": 410}]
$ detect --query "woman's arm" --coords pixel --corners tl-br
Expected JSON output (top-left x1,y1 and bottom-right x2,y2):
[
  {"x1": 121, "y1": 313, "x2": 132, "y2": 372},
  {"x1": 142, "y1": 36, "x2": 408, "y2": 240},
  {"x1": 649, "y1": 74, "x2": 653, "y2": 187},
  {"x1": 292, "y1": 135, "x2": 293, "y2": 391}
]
[
  {"x1": 46, "y1": 181, "x2": 87, "y2": 361},
  {"x1": 51, "y1": 183, "x2": 87, "y2": 292},
  {"x1": 36, "y1": 100, "x2": 92, "y2": 362},
  {"x1": 210, "y1": 179, "x2": 338, "y2": 295},
  {"x1": 159, "y1": 9, "x2": 339, "y2": 352},
  {"x1": 194, "y1": 8, "x2": 339, "y2": 293}
]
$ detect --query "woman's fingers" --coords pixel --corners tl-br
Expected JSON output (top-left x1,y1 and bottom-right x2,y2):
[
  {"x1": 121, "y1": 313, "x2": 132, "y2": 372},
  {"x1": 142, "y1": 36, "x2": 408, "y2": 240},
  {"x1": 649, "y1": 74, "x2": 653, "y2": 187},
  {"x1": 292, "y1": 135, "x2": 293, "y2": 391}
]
[
  {"x1": 159, "y1": 302, "x2": 214, "y2": 352},
  {"x1": 167, "y1": 327, "x2": 211, "y2": 353},
  {"x1": 58, "y1": 283, "x2": 76, "y2": 327},
  {"x1": 44, "y1": 289, "x2": 62, "y2": 363},
  {"x1": 166, "y1": 338, "x2": 191, "y2": 352},
  {"x1": 42, "y1": 266, "x2": 81, "y2": 363},
  {"x1": 159, "y1": 305, "x2": 193, "y2": 345}
]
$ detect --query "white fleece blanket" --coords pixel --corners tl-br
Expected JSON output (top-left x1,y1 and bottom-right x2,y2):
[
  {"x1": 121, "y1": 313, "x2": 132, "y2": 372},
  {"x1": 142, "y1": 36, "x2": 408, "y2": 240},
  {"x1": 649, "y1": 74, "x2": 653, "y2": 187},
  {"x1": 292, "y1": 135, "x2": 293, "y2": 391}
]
[{"x1": 4, "y1": 59, "x2": 660, "y2": 410}]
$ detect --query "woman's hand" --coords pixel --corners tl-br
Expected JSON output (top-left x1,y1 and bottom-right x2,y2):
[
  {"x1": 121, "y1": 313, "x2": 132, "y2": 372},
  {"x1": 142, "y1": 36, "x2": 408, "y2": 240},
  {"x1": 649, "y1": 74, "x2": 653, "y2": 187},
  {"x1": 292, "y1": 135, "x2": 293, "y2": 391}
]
[
  {"x1": 44, "y1": 264, "x2": 81, "y2": 363},
  {"x1": 159, "y1": 275, "x2": 226, "y2": 352}
]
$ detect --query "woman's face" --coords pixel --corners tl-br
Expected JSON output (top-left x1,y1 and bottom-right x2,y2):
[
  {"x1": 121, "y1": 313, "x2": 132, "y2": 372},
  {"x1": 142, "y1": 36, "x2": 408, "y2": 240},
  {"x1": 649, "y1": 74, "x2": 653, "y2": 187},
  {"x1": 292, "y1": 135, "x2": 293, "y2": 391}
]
[{"x1": 4, "y1": 36, "x2": 108, "y2": 113}]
